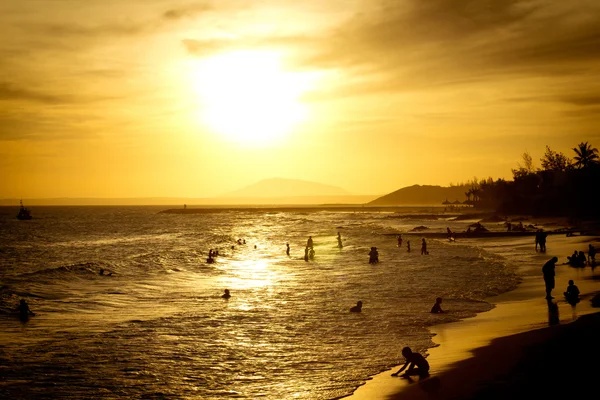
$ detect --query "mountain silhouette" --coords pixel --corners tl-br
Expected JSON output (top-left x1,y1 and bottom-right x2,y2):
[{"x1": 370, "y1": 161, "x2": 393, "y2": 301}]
[{"x1": 368, "y1": 184, "x2": 468, "y2": 206}]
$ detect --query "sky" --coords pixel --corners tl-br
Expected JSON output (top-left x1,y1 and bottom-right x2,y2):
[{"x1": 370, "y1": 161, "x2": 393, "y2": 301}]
[{"x1": 1, "y1": 0, "x2": 599, "y2": 199}]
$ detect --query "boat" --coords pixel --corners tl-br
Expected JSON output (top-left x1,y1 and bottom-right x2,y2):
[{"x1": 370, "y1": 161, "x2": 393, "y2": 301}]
[{"x1": 16, "y1": 200, "x2": 32, "y2": 220}]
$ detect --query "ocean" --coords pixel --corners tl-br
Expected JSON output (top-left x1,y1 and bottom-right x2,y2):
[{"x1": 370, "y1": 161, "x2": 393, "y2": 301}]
[{"x1": 0, "y1": 206, "x2": 521, "y2": 399}]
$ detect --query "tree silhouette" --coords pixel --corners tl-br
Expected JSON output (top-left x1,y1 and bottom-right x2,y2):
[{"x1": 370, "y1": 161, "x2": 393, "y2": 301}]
[
  {"x1": 540, "y1": 145, "x2": 571, "y2": 171},
  {"x1": 572, "y1": 141, "x2": 599, "y2": 169}
]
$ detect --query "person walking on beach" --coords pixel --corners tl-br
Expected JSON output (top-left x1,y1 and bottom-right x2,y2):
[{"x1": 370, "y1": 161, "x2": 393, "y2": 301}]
[
  {"x1": 391, "y1": 347, "x2": 430, "y2": 378},
  {"x1": 421, "y1": 238, "x2": 428, "y2": 255},
  {"x1": 397, "y1": 235, "x2": 403, "y2": 248},
  {"x1": 542, "y1": 256, "x2": 559, "y2": 299}
]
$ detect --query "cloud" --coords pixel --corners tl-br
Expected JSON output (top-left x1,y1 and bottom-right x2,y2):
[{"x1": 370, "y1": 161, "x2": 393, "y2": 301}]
[
  {"x1": 163, "y1": 3, "x2": 212, "y2": 20},
  {"x1": 0, "y1": 82, "x2": 69, "y2": 104},
  {"x1": 285, "y1": 0, "x2": 600, "y2": 96}
]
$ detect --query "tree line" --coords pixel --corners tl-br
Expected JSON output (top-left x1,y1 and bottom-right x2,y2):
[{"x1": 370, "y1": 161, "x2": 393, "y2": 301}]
[{"x1": 465, "y1": 142, "x2": 599, "y2": 218}]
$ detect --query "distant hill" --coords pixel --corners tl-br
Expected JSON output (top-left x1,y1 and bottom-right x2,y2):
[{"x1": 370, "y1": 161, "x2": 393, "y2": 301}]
[
  {"x1": 224, "y1": 178, "x2": 350, "y2": 198},
  {"x1": 368, "y1": 184, "x2": 469, "y2": 206}
]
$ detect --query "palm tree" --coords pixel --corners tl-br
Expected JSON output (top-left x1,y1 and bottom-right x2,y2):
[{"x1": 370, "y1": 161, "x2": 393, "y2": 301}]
[{"x1": 572, "y1": 141, "x2": 599, "y2": 169}]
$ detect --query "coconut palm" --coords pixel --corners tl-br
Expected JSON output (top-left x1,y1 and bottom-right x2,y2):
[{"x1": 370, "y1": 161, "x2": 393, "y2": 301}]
[{"x1": 572, "y1": 141, "x2": 599, "y2": 169}]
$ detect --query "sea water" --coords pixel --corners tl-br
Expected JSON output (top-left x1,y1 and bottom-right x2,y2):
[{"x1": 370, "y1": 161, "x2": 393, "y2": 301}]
[{"x1": 0, "y1": 206, "x2": 520, "y2": 399}]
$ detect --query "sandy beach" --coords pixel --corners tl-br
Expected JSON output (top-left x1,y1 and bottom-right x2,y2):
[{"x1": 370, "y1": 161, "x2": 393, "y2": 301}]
[{"x1": 344, "y1": 232, "x2": 600, "y2": 400}]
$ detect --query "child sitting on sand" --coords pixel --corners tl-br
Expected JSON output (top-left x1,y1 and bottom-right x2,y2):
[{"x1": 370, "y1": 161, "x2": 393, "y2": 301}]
[
  {"x1": 391, "y1": 347, "x2": 430, "y2": 378},
  {"x1": 564, "y1": 280, "x2": 580, "y2": 304}
]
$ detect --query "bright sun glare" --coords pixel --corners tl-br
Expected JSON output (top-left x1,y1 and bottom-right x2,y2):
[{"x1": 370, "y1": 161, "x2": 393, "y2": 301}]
[{"x1": 190, "y1": 51, "x2": 312, "y2": 146}]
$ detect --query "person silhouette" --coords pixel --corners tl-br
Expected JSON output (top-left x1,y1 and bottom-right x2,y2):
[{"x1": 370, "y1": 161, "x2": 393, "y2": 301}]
[
  {"x1": 304, "y1": 246, "x2": 309, "y2": 262},
  {"x1": 421, "y1": 238, "x2": 428, "y2": 255},
  {"x1": 337, "y1": 232, "x2": 343, "y2": 248},
  {"x1": 542, "y1": 256, "x2": 559, "y2": 299},
  {"x1": 368, "y1": 247, "x2": 379, "y2": 264},
  {"x1": 16, "y1": 299, "x2": 35, "y2": 322},
  {"x1": 222, "y1": 289, "x2": 231, "y2": 299},
  {"x1": 286, "y1": 243, "x2": 290, "y2": 256},
  {"x1": 407, "y1": 240, "x2": 411, "y2": 252},
  {"x1": 350, "y1": 301, "x2": 362, "y2": 313},
  {"x1": 430, "y1": 297, "x2": 445, "y2": 313},
  {"x1": 307, "y1": 236, "x2": 313, "y2": 249},
  {"x1": 391, "y1": 347, "x2": 430, "y2": 378},
  {"x1": 564, "y1": 280, "x2": 580, "y2": 304},
  {"x1": 309, "y1": 247, "x2": 315, "y2": 260},
  {"x1": 397, "y1": 234, "x2": 403, "y2": 247}
]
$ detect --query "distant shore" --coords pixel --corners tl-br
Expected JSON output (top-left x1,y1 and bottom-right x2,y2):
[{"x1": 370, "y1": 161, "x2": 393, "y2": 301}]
[{"x1": 159, "y1": 205, "x2": 463, "y2": 214}]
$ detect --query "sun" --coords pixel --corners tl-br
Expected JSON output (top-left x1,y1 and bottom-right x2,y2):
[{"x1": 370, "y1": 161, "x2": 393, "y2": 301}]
[{"x1": 190, "y1": 50, "x2": 312, "y2": 146}]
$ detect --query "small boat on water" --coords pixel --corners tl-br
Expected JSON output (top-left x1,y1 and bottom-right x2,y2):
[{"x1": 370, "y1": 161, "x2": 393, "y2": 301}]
[{"x1": 16, "y1": 200, "x2": 32, "y2": 220}]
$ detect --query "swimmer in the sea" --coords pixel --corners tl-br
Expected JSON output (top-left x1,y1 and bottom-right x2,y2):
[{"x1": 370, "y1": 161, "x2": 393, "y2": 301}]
[{"x1": 350, "y1": 301, "x2": 363, "y2": 313}]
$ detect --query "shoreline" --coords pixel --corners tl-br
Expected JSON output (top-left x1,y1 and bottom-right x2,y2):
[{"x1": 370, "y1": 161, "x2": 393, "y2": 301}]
[{"x1": 344, "y1": 233, "x2": 600, "y2": 400}]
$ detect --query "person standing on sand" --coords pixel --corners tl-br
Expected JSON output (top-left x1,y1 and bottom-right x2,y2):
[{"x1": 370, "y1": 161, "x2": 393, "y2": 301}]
[
  {"x1": 398, "y1": 235, "x2": 403, "y2": 247},
  {"x1": 407, "y1": 240, "x2": 411, "y2": 252},
  {"x1": 421, "y1": 238, "x2": 428, "y2": 255},
  {"x1": 542, "y1": 257, "x2": 559, "y2": 299}
]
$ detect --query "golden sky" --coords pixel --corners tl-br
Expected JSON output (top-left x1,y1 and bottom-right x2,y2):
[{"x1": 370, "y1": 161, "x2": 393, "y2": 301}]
[{"x1": 1, "y1": 0, "x2": 599, "y2": 198}]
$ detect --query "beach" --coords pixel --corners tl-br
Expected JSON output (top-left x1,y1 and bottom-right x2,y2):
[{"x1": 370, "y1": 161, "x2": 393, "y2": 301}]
[{"x1": 345, "y1": 232, "x2": 600, "y2": 400}]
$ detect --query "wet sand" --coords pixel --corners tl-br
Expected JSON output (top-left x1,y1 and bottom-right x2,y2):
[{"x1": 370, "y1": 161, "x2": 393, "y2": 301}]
[{"x1": 344, "y1": 234, "x2": 600, "y2": 400}]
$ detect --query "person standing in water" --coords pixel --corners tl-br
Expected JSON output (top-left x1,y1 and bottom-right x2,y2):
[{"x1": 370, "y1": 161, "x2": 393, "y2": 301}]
[
  {"x1": 307, "y1": 236, "x2": 313, "y2": 249},
  {"x1": 421, "y1": 238, "x2": 428, "y2": 255},
  {"x1": 221, "y1": 289, "x2": 231, "y2": 299},
  {"x1": 337, "y1": 232, "x2": 343, "y2": 248},
  {"x1": 350, "y1": 301, "x2": 363, "y2": 312},
  {"x1": 397, "y1": 235, "x2": 403, "y2": 247},
  {"x1": 16, "y1": 299, "x2": 35, "y2": 321},
  {"x1": 304, "y1": 246, "x2": 309, "y2": 262},
  {"x1": 286, "y1": 243, "x2": 290, "y2": 256},
  {"x1": 430, "y1": 297, "x2": 445, "y2": 313}
]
